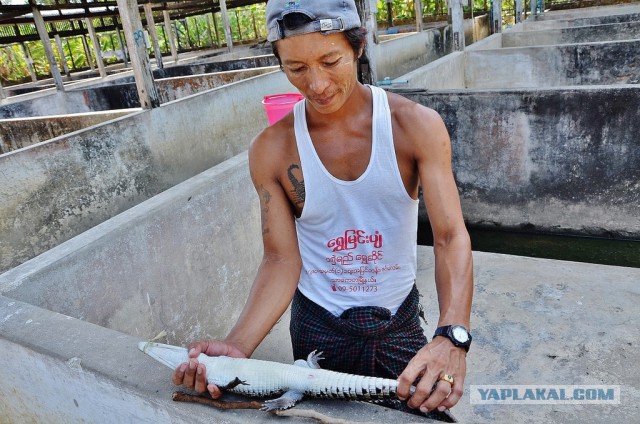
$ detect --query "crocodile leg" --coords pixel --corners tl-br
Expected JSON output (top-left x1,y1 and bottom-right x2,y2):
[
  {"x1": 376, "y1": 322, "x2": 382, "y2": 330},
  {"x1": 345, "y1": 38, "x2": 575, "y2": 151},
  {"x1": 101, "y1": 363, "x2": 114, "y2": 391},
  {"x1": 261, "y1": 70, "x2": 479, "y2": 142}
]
[
  {"x1": 220, "y1": 377, "x2": 248, "y2": 390},
  {"x1": 262, "y1": 352, "x2": 323, "y2": 411}
]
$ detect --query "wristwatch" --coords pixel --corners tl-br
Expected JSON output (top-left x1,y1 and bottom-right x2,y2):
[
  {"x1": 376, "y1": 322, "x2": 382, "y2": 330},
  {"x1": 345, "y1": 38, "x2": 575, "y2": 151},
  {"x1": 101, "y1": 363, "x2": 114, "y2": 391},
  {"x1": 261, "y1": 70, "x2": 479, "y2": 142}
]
[{"x1": 433, "y1": 325, "x2": 472, "y2": 352}]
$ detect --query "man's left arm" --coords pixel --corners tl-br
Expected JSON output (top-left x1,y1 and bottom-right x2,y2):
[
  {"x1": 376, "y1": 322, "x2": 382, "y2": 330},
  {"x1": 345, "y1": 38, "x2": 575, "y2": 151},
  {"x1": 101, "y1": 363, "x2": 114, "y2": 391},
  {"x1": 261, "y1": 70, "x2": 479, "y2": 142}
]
[{"x1": 395, "y1": 103, "x2": 473, "y2": 413}]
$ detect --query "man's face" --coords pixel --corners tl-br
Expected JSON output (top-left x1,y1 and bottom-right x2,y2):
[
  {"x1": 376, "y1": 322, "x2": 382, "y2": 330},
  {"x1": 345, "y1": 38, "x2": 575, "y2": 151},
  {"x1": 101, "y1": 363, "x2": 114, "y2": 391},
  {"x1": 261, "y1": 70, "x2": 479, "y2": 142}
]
[{"x1": 275, "y1": 32, "x2": 360, "y2": 115}]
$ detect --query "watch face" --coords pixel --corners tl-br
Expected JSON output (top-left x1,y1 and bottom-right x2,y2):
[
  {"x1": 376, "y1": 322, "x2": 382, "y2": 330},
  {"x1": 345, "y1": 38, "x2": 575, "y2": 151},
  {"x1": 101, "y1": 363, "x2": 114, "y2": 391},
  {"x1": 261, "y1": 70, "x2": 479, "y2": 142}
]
[{"x1": 452, "y1": 326, "x2": 469, "y2": 343}]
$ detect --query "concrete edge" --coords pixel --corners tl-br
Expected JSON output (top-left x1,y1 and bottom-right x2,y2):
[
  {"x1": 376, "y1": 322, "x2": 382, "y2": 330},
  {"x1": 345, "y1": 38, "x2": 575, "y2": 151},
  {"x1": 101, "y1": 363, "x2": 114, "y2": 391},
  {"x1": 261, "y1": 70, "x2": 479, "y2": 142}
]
[
  {"x1": 0, "y1": 151, "x2": 249, "y2": 292},
  {"x1": 0, "y1": 291, "x2": 442, "y2": 423}
]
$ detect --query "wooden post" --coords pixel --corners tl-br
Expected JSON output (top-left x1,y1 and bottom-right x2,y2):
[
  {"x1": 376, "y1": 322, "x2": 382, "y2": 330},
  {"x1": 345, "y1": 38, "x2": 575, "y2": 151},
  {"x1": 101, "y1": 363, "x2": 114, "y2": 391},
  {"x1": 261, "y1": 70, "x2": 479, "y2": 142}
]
[
  {"x1": 21, "y1": 42, "x2": 38, "y2": 82},
  {"x1": 492, "y1": 0, "x2": 502, "y2": 33},
  {"x1": 355, "y1": 0, "x2": 377, "y2": 85},
  {"x1": 450, "y1": 0, "x2": 465, "y2": 51},
  {"x1": 530, "y1": 0, "x2": 537, "y2": 18},
  {"x1": 194, "y1": 17, "x2": 201, "y2": 46},
  {"x1": 251, "y1": 12, "x2": 259, "y2": 40},
  {"x1": 116, "y1": 0, "x2": 161, "y2": 109},
  {"x1": 163, "y1": 10, "x2": 179, "y2": 63},
  {"x1": 414, "y1": 0, "x2": 423, "y2": 32},
  {"x1": 386, "y1": 0, "x2": 393, "y2": 28},
  {"x1": 85, "y1": 18, "x2": 107, "y2": 77},
  {"x1": 54, "y1": 34, "x2": 70, "y2": 77},
  {"x1": 143, "y1": 3, "x2": 164, "y2": 68},
  {"x1": 81, "y1": 35, "x2": 95, "y2": 70},
  {"x1": 515, "y1": 0, "x2": 523, "y2": 23},
  {"x1": 0, "y1": 79, "x2": 6, "y2": 100},
  {"x1": 116, "y1": 26, "x2": 129, "y2": 67},
  {"x1": 206, "y1": 15, "x2": 215, "y2": 47},
  {"x1": 31, "y1": 5, "x2": 65, "y2": 91},
  {"x1": 234, "y1": 10, "x2": 243, "y2": 41},
  {"x1": 65, "y1": 38, "x2": 76, "y2": 70},
  {"x1": 219, "y1": 0, "x2": 233, "y2": 52},
  {"x1": 212, "y1": 12, "x2": 221, "y2": 47}
]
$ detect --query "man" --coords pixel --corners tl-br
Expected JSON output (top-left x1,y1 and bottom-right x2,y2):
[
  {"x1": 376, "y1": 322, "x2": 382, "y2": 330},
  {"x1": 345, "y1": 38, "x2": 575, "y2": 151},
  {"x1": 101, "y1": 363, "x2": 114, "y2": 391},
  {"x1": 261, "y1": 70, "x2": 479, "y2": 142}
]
[{"x1": 173, "y1": 0, "x2": 473, "y2": 415}]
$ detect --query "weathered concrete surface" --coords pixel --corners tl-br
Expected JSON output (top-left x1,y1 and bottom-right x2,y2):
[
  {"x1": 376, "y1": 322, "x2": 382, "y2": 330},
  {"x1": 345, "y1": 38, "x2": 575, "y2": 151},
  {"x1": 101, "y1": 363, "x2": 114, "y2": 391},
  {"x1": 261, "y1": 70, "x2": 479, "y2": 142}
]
[
  {"x1": 0, "y1": 71, "x2": 296, "y2": 273},
  {"x1": 503, "y1": 21, "x2": 640, "y2": 47},
  {"x1": 395, "y1": 86, "x2": 640, "y2": 239},
  {"x1": 0, "y1": 67, "x2": 280, "y2": 118},
  {"x1": 2, "y1": 245, "x2": 638, "y2": 422},
  {"x1": 402, "y1": 51, "x2": 466, "y2": 89},
  {"x1": 376, "y1": 28, "x2": 450, "y2": 80},
  {"x1": 0, "y1": 110, "x2": 136, "y2": 153},
  {"x1": 465, "y1": 39, "x2": 640, "y2": 89},
  {"x1": 0, "y1": 153, "x2": 262, "y2": 346},
  {"x1": 417, "y1": 250, "x2": 640, "y2": 423},
  {"x1": 0, "y1": 296, "x2": 430, "y2": 424},
  {"x1": 524, "y1": 6, "x2": 640, "y2": 30},
  {"x1": 534, "y1": 2, "x2": 640, "y2": 22}
]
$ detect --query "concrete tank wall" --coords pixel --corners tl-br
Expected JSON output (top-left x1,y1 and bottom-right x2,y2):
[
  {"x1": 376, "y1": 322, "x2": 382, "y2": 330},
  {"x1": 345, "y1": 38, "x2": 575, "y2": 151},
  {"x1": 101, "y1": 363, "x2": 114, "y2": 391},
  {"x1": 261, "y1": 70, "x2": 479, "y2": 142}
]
[
  {"x1": 376, "y1": 28, "x2": 450, "y2": 80},
  {"x1": 524, "y1": 8, "x2": 640, "y2": 30},
  {"x1": 0, "y1": 71, "x2": 296, "y2": 273},
  {"x1": 0, "y1": 153, "x2": 264, "y2": 348},
  {"x1": 397, "y1": 86, "x2": 640, "y2": 239},
  {"x1": 502, "y1": 21, "x2": 640, "y2": 47},
  {"x1": 0, "y1": 110, "x2": 136, "y2": 153},
  {"x1": 465, "y1": 39, "x2": 640, "y2": 89},
  {"x1": 403, "y1": 51, "x2": 466, "y2": 89},
  {"x1": 0, "y1": 67, "x2": 279, "y2": 118}
]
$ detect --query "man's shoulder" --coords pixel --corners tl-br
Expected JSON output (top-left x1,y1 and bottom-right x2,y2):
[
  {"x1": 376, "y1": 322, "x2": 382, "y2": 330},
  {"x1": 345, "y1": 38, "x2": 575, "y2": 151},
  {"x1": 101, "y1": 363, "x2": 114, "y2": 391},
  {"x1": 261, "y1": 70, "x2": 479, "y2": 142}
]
[
  {"x1": 385, "y1": 91, "x2": 446, "y2": 143},
  {"x1": 386, "y1": 90, "x2": 442, "y2": 127},
  {"x1": 249, "y1": 114, "x2": 297, "y2": 174}
]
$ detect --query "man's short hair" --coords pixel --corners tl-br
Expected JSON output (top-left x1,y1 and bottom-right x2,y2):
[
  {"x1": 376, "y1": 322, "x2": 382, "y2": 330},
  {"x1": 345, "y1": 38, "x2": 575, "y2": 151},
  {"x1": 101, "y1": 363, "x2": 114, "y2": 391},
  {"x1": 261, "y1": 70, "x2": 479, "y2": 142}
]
[{"x1": 271, "y1": 24, "x2": 366, "y2": 66}]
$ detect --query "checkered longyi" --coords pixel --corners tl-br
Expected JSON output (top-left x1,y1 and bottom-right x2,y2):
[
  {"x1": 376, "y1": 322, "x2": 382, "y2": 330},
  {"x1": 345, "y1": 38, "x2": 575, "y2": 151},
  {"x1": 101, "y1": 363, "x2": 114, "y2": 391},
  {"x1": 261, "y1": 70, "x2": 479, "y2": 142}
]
[{"x1": 290, "y1": 285, "x2": 427, "y2": 379}]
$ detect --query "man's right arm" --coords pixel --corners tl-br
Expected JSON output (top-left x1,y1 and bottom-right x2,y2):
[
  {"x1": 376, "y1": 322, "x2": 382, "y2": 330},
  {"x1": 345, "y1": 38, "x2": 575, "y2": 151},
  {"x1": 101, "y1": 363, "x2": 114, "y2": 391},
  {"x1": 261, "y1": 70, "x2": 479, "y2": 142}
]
[{"x1": 172, "y1": 126, "x2": 302, "y2": 396}]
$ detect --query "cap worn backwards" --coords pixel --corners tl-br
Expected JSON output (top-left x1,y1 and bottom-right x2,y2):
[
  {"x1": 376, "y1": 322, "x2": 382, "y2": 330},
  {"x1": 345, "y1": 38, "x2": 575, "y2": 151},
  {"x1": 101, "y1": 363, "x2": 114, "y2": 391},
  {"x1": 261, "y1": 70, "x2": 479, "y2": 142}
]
[{"x1": 266, "y1": 0, "x2": 362, "y2": 42}]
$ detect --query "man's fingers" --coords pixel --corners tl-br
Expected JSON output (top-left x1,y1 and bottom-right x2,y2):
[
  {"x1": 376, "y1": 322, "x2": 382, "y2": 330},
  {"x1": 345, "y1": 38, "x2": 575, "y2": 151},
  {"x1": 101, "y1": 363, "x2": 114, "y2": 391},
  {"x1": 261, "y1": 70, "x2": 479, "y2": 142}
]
[
  {"x1": 182, "y1": 358, "x2": 199, "y2": 389},
  {"x1": 406, "y1": 372, "x2": 437, "y2": 409},
  {"x1": 208, "y1": 384, "x2": 223, "y2": 399},
  {"x1": 438, "y1": 378, "x2": 464, "y2": 410},
  {"x1": 397, "y1": 353, "x2": 429, "y2": 399},
  {"x1": 193, "y1": 363, "x2": 208, "y2": 393},
  {"x1": 172, "y1": 362, "x2": 188, "y2": 385},
  {"x1": 419, "y1": 380, "x2": 452, "y2": 412}
]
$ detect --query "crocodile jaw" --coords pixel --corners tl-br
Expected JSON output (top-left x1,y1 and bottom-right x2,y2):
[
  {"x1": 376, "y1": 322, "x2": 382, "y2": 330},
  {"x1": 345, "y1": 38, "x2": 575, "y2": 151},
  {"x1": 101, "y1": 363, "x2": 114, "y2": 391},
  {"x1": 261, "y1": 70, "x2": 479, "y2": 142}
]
[{"x1": 138, "y1": 341, "x2": 190, "y2": 370}]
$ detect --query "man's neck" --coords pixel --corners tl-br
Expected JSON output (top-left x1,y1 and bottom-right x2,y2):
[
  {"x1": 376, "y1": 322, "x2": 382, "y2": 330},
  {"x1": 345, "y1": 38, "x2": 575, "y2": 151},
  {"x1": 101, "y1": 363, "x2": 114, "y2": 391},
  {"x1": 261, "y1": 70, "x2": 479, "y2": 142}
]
[{"x1": 305, "y1": 83, "x2": 371, "y2": 129}]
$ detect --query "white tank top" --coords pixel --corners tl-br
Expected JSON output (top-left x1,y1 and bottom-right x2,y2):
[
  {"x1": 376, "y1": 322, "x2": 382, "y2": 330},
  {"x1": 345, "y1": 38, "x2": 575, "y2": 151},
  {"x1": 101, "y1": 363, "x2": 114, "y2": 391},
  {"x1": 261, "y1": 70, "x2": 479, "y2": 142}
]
[{"x1": 294, "y1": 85, "x2": 418, "y2": 316}]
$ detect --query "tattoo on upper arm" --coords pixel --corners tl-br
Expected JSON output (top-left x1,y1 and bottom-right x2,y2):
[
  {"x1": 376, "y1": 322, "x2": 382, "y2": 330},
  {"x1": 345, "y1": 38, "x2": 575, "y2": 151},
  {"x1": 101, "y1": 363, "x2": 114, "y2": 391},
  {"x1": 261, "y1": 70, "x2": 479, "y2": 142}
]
[
  {"x1": 259, "y1": 185, "x2": 272, "y2": 235},
  {"x1": 287, "y1": 164, "x2": 305, "y2": 206}
]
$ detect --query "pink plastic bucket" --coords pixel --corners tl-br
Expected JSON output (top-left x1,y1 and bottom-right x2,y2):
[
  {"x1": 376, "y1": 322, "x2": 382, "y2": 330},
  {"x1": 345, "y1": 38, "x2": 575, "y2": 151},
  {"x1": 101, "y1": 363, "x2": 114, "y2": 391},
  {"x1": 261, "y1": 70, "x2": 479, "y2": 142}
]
[{"x1": 262, "y1": 93, "x2": 304, "y2": 125}]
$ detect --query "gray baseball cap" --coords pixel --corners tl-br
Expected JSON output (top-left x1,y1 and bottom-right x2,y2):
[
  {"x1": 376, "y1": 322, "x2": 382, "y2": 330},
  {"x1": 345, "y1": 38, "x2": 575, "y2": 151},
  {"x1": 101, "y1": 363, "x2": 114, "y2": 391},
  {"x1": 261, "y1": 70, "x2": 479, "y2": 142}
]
[{"x1": 266, "y1": 0, "x2": 362, "y2": 42}]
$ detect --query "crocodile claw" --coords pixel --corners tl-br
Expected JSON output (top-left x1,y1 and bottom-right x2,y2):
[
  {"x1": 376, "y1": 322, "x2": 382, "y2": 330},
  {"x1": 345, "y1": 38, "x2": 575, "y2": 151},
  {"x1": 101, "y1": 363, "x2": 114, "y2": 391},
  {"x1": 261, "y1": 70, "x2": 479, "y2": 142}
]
[
  {"x1": 306, "y1": 350, "x2": 324, "y2": 369},
  {"x1": 261, "y1": 389, "x2": 304, "y2": 411}
]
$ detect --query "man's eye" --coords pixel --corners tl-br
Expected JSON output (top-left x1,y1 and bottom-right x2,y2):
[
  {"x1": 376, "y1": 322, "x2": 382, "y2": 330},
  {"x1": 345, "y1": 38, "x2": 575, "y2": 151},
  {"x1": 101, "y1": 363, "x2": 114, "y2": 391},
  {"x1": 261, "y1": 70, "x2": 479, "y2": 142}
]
[
  {"x1": 324, "y1": 59, "x2": 340, "y2": 67},
  {"x1": 289, "y1": 67, "x2": 305, "y2": 74}
]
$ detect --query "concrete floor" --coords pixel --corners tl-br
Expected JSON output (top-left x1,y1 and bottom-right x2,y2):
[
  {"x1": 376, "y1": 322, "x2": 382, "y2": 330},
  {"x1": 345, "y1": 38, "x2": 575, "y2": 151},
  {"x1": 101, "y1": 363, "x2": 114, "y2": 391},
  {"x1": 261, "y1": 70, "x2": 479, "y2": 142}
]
[{"x1": 1, "y1": 247, "x2": 638, "y2": 422}]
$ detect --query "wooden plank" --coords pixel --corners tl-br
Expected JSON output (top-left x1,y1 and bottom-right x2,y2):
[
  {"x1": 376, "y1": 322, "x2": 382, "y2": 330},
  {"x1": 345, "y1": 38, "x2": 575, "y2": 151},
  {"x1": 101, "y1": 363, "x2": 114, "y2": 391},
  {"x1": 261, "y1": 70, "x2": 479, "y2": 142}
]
[
  {"x1": 143, "y1": 3, "x2": 163, "y2": 69},
  {"x1": 31, "y1": 6, "x2": 65, "y2": 90},
  {"x1": 54, "y1": 34, "x2": 71, "y2": 76},
  {"x1": 163, "y1": 10, "x2": 178, "y2": 64},
  {"x1": 219, "y1": 0, "x2": 233, "y2": 52},
  {"x1": 116, "y1": 0, "x2": 160, "y2": 109},
  {"x1": 85, "y1": 17, "x2": 107, "y2": 77}
]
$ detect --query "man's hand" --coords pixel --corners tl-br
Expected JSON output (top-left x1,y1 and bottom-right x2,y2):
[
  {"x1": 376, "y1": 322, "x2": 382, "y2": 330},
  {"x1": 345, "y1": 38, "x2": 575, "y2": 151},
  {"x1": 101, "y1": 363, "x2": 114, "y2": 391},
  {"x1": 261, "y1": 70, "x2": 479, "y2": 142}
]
[
  {"x1": 171, "y1": 340, "x2": 247, "y2": 398},
  {"x1": 397, "y1": 336, "x2": 467, "y2": 413}
]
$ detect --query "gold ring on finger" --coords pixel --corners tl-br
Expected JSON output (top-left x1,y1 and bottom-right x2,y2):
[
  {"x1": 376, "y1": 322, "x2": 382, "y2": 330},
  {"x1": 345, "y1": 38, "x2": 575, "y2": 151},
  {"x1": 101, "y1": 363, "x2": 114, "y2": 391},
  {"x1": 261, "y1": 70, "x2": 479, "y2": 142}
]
[{"x1": 438, "y1": 374, "x2": 454, "y2": 384}]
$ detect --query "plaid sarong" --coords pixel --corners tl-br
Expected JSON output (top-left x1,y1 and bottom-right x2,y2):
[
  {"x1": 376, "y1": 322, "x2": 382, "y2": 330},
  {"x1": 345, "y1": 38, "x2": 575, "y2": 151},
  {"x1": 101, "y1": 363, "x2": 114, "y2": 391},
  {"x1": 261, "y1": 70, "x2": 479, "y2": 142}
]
[{"x1": 290, "y1": 285, "x2": 427, "y2": 379}]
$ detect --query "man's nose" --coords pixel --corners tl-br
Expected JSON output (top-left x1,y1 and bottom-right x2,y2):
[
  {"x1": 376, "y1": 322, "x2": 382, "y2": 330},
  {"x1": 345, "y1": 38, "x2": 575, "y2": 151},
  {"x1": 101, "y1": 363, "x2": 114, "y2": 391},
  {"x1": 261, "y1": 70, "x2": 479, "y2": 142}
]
[{"x1": 308, "y1": 67, "x2": 330, "y2": 94}]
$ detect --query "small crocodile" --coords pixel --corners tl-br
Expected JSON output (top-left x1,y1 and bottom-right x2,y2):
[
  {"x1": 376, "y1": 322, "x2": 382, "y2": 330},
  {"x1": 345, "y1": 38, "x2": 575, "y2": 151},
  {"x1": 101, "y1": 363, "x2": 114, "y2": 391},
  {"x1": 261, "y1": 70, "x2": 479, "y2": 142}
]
[{"x1": 138, "y1": 341, "x2": 456, "y2": 421}]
